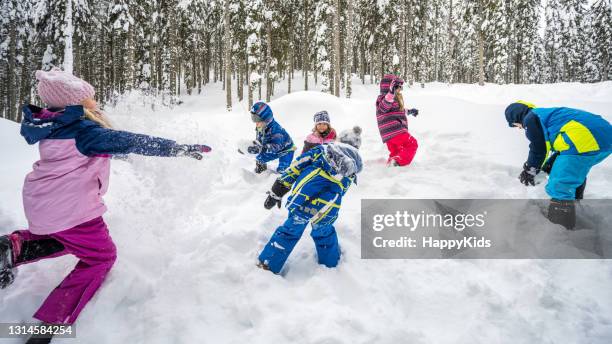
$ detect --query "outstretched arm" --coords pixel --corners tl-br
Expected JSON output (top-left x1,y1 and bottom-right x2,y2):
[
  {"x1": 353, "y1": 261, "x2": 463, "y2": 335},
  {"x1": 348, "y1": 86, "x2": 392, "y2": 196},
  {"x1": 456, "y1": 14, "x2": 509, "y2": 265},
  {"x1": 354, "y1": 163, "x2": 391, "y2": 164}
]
[{"x1": 75, "y1": 124, "x2": 210, "y2": 158}]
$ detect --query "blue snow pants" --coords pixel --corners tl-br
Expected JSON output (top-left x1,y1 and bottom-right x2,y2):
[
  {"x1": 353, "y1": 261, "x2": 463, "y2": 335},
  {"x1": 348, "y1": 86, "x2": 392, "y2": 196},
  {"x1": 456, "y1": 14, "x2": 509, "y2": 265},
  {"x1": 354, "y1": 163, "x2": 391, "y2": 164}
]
[
  {"x1": 258, "y1": 150, "x2": 295, "y2": 173},
  {"x1": 258, "y1": 209, "x2": 340, "y2": 274},
  {"x1": 277, "y1": 151, "x2": 295, "y2": 173},
  {"x1": 546, "y1": 151, "x2": 610, "y2": 200}
]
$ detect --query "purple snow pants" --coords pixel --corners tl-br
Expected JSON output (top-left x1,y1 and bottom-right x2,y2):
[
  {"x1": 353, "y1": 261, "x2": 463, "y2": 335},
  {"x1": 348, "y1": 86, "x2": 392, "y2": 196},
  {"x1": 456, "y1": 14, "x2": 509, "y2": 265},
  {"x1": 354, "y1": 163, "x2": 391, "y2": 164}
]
[{"x1": 13, "y1": 217, "x2": 116, "y2": 324}]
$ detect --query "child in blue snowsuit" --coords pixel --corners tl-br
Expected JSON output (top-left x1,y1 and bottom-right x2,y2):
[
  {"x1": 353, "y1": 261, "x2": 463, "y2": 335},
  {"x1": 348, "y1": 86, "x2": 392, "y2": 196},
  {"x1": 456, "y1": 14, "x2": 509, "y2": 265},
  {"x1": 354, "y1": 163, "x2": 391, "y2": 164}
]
[
  {"x1": 247, "y1": 101, "x2": 295, "y2": 173},
  {"x1": 505, "y1": 101, "x2": 611, "y2": 229},
  {"x1": 257, "y1": 140, "x2": 363, "y2": 273}
]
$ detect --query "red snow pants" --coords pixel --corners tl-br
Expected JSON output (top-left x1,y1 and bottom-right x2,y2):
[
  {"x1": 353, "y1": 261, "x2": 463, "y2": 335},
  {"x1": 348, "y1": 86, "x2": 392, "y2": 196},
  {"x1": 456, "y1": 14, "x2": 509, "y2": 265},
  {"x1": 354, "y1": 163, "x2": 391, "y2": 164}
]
[{"x1": 386, "y1": 132, "x2": 418, "y2": 166}]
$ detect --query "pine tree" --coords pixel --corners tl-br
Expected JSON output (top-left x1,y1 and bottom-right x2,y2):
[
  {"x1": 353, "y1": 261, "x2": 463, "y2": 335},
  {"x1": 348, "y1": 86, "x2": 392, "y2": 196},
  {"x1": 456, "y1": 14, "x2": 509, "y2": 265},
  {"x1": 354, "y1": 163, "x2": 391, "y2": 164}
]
[
  {"x1": 560, "y1": 0, "x2": 589, "y2": 82},
  {"x1": 314, "y1": 0, "x2": 333, "y2": 93},
  {"x1": 1, "y1": 0, "x2": 609, "y2": 122},
  {"x1": 544, "y1": 0, "x2": 564, "y2": 82},
  {"x1": 587, "y1": 0, "x2": 612, "y2": 81}
]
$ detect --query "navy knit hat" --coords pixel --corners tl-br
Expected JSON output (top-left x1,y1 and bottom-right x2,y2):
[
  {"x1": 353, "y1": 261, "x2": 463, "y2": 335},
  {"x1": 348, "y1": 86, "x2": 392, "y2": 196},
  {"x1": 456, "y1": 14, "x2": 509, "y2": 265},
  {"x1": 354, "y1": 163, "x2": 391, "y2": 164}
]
[
  {"x1": 250, "y1": 101, "x2": 273, "y2": 123},
  {"x1": 504, "y1": 102, "x2": 532, "y2": 127},
  {"x1": 313, "y1": 111, "x2": 330, "y2": 124}
]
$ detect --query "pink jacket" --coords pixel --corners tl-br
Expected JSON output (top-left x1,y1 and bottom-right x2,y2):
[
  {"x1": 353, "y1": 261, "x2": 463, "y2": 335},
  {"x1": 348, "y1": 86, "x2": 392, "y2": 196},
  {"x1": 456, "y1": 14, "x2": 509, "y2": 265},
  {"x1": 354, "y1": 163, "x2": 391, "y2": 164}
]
[
  {"x1": 301, "y1": 129, "x2": 337, "y2": 154},
  {"x1": 20, "y1": 104, "x2": 192, "y2": 234},
  {"x1": 23, "y1": 140, "x2": 110, "y2": 235}
]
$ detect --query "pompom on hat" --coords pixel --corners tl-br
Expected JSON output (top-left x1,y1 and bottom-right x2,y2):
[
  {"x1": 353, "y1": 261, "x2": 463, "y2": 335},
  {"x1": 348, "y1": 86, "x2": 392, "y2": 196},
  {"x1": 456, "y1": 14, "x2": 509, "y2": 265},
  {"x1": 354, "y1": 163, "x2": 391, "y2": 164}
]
[{"x1": 35, "y1": 68, "x2": 95, "y2": 108}]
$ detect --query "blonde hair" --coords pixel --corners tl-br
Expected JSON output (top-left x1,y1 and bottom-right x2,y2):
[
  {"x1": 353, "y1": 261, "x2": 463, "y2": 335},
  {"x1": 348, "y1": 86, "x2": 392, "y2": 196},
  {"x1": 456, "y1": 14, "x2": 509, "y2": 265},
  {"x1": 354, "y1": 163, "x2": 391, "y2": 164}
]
[
  {"x1": 83, "y1": 108, "x2": 113, "y2": 129},
  {"x1": 395, "y1": 90, "x2": 405, "y2": 112},
  {"x1": 313, "y1": 122, "x2": 333, "y2": 134}
]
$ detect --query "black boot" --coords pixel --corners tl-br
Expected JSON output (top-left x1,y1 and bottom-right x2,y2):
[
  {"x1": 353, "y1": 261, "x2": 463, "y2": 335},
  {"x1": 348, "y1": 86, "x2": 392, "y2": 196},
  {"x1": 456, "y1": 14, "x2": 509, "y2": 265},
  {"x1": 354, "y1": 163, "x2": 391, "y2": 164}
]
[
  {"x1": 548, "y1": 199, "x2": 576, "y2": 230},
  {"x1": 25, "y1": 323, "x2": 58, "y2": 344},
  {"x1": 26, "y1": 335, "x2": 53, "y2": 344},
  {"x1": 575, "y1": 178, "x2": 587, "y2": 200},
  {"x1": 0, "y1": 235, "x2": 16, "y2": 289}
]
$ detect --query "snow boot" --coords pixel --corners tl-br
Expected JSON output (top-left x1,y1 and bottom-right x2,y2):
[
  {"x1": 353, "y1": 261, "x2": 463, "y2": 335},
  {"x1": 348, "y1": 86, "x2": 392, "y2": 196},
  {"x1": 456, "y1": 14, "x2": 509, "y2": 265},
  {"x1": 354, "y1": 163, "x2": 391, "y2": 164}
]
[
  {"x1": 0, "y1": 234, "x2": 16, "y2": 289},
  {"x1": 575, "y1": 178, "x2": 587, "y2": 200},
  {"x1": 256, "y1": 260, "x2": 272, "y2": 272},
  {"x1": 547, "y1": 199, "x2": 576, "y2": 230},
  {"x1": 26, "y1": 333, "x2": 53, "y2": 344},
  {"x1": 386, "y1": 158, "x2": 399, "y2": 167}
]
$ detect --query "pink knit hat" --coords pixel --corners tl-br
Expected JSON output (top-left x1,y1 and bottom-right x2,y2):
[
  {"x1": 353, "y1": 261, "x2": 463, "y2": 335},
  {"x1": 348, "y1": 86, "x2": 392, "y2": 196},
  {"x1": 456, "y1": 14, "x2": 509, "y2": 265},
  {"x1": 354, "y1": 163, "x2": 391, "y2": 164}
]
[{"x1": 35, "y1": 68, "x2": 95, "y2": 108}]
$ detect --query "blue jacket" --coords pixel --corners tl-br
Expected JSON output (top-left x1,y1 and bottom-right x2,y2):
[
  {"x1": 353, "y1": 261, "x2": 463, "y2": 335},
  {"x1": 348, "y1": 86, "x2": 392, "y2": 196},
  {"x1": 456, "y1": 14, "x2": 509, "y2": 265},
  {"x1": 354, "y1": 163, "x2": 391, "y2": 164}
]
[
  {"x1": 278, "y1": 144, "x2": 361, "y2": 225},
  {"x1": 255, "y1": 119, "x2": 295, "y2": 163},
  {"x1": 21, "y1": 104, "x2": 182, "y2": 157},
  {"x1": 523, "y1": 107, "x2": 612, "y2": 168}
]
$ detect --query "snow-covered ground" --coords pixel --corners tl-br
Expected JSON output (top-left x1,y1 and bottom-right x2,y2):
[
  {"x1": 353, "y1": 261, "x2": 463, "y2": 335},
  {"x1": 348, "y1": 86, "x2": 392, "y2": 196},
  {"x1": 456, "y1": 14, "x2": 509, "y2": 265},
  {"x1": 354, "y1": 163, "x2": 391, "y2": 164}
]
[{"x1": 1, "y1": 78, "x2": 612, "y2": 344}]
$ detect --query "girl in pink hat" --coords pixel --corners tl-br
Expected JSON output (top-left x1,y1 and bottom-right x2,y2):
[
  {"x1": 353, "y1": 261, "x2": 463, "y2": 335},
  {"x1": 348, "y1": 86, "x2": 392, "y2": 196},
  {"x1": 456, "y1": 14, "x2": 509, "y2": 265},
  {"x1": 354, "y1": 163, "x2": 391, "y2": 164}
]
[{"x1": 0, "y1": 69, "x2": 210, "y2": 340}]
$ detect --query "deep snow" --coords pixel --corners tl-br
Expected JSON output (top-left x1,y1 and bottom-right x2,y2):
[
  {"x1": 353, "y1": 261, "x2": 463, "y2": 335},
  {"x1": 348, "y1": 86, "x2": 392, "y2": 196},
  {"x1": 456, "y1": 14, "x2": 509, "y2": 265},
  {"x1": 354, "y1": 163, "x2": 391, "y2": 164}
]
[{"x1": 1, "y1": 78, "x2": 612, "y2": 344}]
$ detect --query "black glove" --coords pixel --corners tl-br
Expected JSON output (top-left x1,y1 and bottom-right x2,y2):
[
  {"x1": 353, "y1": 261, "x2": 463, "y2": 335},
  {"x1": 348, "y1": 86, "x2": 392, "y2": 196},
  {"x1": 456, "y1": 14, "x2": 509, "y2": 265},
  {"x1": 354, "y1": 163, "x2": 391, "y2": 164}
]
[
  {"x1": 247, "y1": 141, "x2": 262, "y2": 154},
  {"x1": 173, "y1": 144, "x2": 211, "y2": 160},
  {"x1": 0, "y1": 236, "x2": 15, "y2": 289},
  {"x1": 0, "y1": 269, "x2": 15, "y2": 289},
  {"x1": 541, "y1": 152, "x2": 559, "y2": 175},
  {"x1": 519, "y1": 162, "x2": 539, "y2": 186},
  {"x1": 406, "y1": 108, "x2": 419, "y2": 117},
  {"x1": 255, "y1": 161, "x2": 267, "y2": 174},
  {"x1": 264, "y1": 192, "x2": 282, "y2": 209},
  {"x1": 264, "y1": 180, "x2": 291, "y2": 210}
]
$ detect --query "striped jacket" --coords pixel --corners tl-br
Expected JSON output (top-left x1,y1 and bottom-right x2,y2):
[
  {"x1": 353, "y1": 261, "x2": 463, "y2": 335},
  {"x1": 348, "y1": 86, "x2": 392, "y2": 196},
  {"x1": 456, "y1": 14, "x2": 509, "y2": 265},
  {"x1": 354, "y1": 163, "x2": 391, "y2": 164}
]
[{"x1": 376, "y1": 74, "x2": 409, "y2": 143}]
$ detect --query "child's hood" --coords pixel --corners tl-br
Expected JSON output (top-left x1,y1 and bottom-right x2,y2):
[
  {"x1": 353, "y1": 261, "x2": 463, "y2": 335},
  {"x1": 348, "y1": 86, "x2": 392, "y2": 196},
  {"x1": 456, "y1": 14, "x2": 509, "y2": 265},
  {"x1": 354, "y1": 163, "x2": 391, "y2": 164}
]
[
  {"x1": 323, "y1": 142, "x2": 363, "y2": 177},
  {"x1": 379, "y1": 74, "x2": 397, "y2": 94},
  {"x1": 20, "y1": 104, "x2": 85, "y2": 144}
]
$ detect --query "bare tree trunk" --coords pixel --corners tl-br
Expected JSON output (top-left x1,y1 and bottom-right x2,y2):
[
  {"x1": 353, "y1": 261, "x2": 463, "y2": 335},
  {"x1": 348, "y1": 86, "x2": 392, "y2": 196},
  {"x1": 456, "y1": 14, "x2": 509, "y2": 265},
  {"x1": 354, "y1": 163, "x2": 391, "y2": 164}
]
[
  {"x1": 7, "y1": 15, "x2": 16, "y2": 120},
  {"x1": 477, "y1": 0, "x2": 485, "y2": 86},
  {"x1": 224, "y1": 0, "x2": 232, "y2": 110},
  {"x1": 288, "y1": 18, "x2": 293, "y2": 94},
  {"x1": 360, "y1": 47, "x2": 366, "y2": 84},
  {"x1": 257, "y1": 78, "x2": 261, "y2": 100},
  {"x1": 433, "y1": 3, "x2": 440, "y2": 81},
  {"x1": 447, "y1": 0, "x2": 454, "y2": 84},
  {"x1": 406, "y1": 1, "x2": 414, "y2": 86},
  {"x1": 346, "y1": 0, "x2": 353, "y2": 98},
  {"x1": 333, "y1": 0, "x2": 341, "y2": 97},
  {"x1": 400, "y1": 0, "x2": 406, "y2": 79},
  {"x1": 63, "y1": 0, "x2": 74, "y2": 74},
  {"x1": 169, "y1": 6, "x2": 178, "y2": 101},
  {"x1": 303, "y1": 0, "x2": 310, "y2": 91},
  {"x1": 18, "y1": 35, "x2": 31, "y2": 122},
  {"x1": 248, "y1": 61, "x2": 254, "y2": 108},
  {"x1": 288, "y1": 52, "x2": 292, "y2": 94},
  {"x1": 265, "y1": 4, "x2": 273, "y2": 102},
  {"x1": 125, "y1": 27, "x2": 135, "y2": 91}
]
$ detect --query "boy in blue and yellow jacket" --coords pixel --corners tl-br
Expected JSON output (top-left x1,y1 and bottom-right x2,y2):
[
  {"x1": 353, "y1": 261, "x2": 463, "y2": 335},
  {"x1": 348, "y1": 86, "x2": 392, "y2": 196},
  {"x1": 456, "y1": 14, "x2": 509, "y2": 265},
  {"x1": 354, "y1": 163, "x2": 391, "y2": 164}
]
[
  {"x1": 257, "y1": 139, "x2": 363, "y2": 274},
  {"x1": 247, "y1": 101, "x2": 295, "y2": 173},
  {"x1": 505, "y1": 101, "x2": 611, "y2": 229}
]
